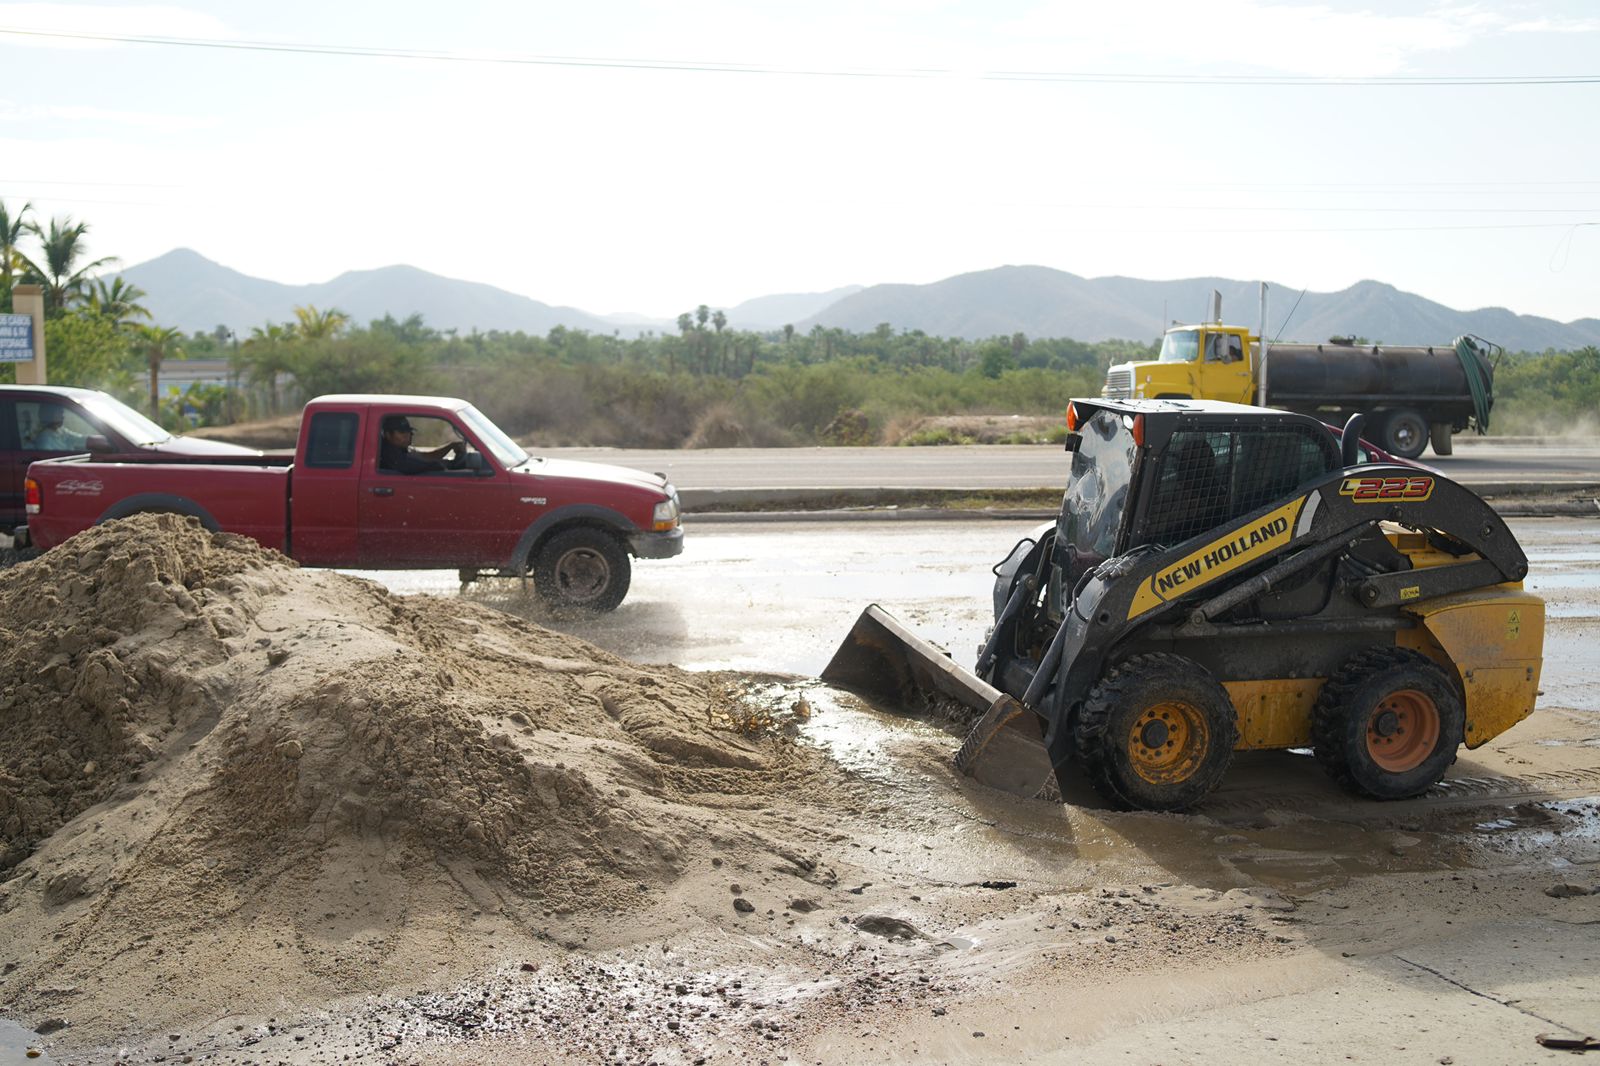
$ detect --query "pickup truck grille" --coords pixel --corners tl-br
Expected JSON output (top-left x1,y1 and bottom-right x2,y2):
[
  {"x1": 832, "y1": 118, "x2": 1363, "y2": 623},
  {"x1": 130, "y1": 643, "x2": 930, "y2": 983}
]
[{"x1": 1102, "y1": 369, "x2": 1133, "y2": 399}]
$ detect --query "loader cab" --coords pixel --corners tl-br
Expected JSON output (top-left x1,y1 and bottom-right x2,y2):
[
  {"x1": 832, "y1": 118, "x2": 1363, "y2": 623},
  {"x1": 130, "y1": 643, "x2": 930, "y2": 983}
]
[{"x1": 1053, "y1": 400, "x2": 1341, "y2": 617}]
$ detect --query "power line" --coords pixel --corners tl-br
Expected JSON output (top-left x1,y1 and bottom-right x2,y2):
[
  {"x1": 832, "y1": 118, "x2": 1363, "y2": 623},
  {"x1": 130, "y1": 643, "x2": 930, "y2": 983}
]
[
  {"x1": 1064, "y1": 221, "x2": 1599, "y2": 235},
  {"x1": 2, "y1": 26, "x2": 1598, "y2": 86}
]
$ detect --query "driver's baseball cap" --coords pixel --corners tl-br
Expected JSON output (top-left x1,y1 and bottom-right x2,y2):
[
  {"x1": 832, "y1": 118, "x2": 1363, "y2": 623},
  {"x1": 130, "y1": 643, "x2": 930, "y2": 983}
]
[{"x1": 383, "y1": 415, "x2": 413, "y2": 433}]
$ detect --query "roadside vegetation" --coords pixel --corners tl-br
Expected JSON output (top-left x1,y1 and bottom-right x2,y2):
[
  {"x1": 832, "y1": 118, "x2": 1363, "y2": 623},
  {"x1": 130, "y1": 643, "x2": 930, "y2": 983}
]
[{"x1": 2, "y1": 198, "x2": 1595, "y2": 445}]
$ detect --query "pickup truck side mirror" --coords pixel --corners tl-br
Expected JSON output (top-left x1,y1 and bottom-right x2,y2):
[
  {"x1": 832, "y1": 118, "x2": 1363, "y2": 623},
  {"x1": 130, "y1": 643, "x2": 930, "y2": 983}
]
[{"x1": 85, "y1": 434, "x2": 112, "y2": 454}]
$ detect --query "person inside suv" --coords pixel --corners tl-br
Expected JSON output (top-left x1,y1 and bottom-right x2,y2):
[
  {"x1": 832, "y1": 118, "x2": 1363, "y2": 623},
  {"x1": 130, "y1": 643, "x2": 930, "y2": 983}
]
[{"x1": 28, "y1": 406, "x2": 87, "y2": 451}]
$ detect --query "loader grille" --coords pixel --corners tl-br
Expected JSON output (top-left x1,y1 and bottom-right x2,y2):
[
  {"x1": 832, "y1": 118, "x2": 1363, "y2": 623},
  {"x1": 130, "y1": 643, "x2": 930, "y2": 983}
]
[{"x1": 1139, "y1": 426, "x2": 1336, "y2": 549}]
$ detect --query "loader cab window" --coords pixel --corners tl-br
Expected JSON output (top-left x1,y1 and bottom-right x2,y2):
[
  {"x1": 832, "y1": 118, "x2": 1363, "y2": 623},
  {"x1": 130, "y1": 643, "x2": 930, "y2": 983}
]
[{"x1": 1159, "y1": 330, "x2": 1201, "y2": 363}]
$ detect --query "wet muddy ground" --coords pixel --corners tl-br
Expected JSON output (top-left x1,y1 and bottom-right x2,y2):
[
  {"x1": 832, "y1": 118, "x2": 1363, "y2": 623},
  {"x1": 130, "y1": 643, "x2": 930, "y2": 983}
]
[{"x1": 9, "y1": 518, "x2": 1600, "y2": 1064}]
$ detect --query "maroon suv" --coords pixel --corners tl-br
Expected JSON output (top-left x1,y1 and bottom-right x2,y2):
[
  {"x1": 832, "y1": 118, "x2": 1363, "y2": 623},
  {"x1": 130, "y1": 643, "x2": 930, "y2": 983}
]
[{"x1": 1, "y1": 385, "x2": 257, "y2": 536}]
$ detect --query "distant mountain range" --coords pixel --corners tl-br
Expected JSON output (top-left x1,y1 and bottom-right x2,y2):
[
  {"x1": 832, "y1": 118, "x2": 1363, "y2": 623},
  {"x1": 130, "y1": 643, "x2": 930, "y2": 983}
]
[{"x1": 115, "y1": 250, "x2": 1600, "y2": 352}]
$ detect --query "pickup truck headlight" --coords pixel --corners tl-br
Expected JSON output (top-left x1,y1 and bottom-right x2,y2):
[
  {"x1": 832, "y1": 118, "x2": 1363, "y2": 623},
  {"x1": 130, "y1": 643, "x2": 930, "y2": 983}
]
[{"x1": 652, "y1": 494, "x2": 680, "y2": 531}]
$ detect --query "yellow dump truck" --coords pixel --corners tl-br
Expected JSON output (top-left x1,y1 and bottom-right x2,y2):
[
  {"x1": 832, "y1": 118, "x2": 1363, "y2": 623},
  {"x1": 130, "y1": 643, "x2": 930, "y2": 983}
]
[{"x1": 1101, "y1": 320, "x2": 1498, "y2": 460}]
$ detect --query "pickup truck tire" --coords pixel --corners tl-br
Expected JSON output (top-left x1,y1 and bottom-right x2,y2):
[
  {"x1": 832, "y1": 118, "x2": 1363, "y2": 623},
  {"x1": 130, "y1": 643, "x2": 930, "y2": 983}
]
[
  {"x1": 532, "y1": 527, "x2": 631, "y2": 613},
  {"x1": 1377, "y1": 409, "x2": 1428, "y2": 460}
]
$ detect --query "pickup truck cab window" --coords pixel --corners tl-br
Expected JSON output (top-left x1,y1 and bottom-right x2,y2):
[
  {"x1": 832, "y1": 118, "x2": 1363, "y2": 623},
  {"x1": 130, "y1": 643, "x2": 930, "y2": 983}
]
[
  {"x1": 377, "y1": 414, "x2": 475, "y2": 475},
  {"x1": 306, "y1": 412, "x2": 359, "y2": 468}
]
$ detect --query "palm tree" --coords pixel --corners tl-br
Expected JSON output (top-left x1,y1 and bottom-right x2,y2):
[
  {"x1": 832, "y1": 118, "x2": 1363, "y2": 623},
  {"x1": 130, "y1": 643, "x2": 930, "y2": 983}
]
[
  {"x1": 247, "y1": 321, "x2": 298, "y2": 345},
  {"x1": 80, "y1": 277, "x2": 151, "y2": 331},
  {"x1": 293, "y1": 305, "x2": 349, "y2": 340},
  {"x1": 711, "y1": 309, "x2": 728, "y2": 374},
  {"x1": 133, "y1": 324, "x2": 184, "y2": 419},
  {"x1": 0, "y1": 198, "x2": 33, "y2": 308},
  {"x1": 20, "y1": 215, "x2": 118, "y2": 316}
]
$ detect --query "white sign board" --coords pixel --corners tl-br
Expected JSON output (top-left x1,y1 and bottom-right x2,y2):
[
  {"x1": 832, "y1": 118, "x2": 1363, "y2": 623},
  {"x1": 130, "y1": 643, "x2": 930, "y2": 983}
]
[{"x1": 0, "y1": 313, "x2": 33, "y2": 363}]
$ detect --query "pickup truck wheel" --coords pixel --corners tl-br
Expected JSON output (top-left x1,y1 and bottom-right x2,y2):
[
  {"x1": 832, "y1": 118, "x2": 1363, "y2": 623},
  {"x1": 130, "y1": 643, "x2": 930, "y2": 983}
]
[
  {"x1": 1378, "y1": 409, "x2": 1428, "y2": 460},
  {"x1": 532, "y1": 528, "x2": 631, "y2": 613}
]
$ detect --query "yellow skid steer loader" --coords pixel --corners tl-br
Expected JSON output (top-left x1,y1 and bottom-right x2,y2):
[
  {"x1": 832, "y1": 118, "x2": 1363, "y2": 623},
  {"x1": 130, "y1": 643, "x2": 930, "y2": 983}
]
[{"x1": 824, "y1": 400, "x2": 1544, "y2": 811}]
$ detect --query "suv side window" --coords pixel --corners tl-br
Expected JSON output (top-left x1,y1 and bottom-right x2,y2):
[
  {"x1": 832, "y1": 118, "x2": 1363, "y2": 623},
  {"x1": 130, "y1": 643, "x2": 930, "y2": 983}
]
[{"x1": 18, "y1": 401, "x2": 96, "y2": 453}]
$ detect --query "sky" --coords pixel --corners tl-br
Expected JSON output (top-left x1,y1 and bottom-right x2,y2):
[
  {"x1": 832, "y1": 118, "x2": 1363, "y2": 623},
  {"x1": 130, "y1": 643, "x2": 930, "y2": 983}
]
[{"x1": 1, "y1": 1, "x2": 1597, "y2": 325}]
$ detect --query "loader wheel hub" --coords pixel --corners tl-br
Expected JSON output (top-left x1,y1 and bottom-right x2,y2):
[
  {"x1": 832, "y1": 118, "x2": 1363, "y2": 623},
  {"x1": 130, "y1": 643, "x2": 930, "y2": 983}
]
[
  {"x1": 1365, "y1": 689, "x2": 1441, "y2": 773},
  {"x1": 1140, "y1": 720, "x2": 1171, "y2": 748},
  {"x1": 1128, "y1": 701, "x2": 1209, "y2": 785}
]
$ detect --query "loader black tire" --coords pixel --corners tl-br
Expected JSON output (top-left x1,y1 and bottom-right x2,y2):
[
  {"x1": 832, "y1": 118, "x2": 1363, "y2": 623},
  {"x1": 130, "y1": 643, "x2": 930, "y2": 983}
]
[
  {"x1": 1311, "y1": 647, "x2": 1464, "y2": 800},
  {"x1": 1073, "y1": 653, "x2": 1239, "y2": 812}
]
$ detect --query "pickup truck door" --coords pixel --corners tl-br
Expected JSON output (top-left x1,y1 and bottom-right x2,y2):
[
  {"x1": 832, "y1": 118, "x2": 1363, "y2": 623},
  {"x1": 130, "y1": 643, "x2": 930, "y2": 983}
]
[
  {"x1": 356, "y1": 414, "x2": 519, "y2": 568},
  {"x1": 289, "y1": 408, "x2": 364, "y2": 567}
]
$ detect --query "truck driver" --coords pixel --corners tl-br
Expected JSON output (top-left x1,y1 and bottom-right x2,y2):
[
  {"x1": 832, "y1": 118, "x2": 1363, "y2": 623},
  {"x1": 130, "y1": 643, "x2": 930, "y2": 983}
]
[{"x1": 379, "y1": 415, "x2": 467, "y2": 474}]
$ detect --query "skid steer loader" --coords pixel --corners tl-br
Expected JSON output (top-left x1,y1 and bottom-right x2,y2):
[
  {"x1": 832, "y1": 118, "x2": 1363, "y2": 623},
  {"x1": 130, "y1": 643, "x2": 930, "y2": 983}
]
[{"x1": 824, "y1": 399, "x2": 1544, "y2": 811}]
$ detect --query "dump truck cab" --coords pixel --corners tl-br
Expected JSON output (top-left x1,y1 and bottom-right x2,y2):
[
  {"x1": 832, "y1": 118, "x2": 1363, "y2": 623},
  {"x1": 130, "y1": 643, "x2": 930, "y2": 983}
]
[{"x1": 1104, "y1": 325, "x2": 1257, "y2": 404}]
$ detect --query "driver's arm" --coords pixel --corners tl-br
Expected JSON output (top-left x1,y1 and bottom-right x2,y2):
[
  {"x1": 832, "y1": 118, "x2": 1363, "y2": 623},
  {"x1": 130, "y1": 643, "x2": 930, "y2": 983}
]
[{"x1": 423, "y1": 440, "x2": 467, "y2": 460}]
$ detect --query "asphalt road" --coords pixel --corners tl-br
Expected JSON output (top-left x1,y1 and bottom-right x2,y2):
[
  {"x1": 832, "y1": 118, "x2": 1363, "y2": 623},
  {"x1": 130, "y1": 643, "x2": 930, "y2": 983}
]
[
  {"x1": 542, "y1": 439, "x2": 1600, "y2": 493},
  {"x1": 362, "y1": 517, "x2": 1599, "y2": 686}
]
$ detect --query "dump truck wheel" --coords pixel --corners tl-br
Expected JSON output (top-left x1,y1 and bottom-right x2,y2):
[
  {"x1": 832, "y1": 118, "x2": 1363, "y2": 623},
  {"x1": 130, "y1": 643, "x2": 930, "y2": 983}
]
[
  {"x1": 532, "y1": 527, "x2": 631, "y2": 613},
  {"x1": 1073, "y1": 654, "x2": 1238, "y2": 811},
  {"x1": 1379, "y1": 409, "x2": 1429, "y2": 459},
  {"x1": 1311, "y1": 648, "x2": 1464, "y2": 799}
]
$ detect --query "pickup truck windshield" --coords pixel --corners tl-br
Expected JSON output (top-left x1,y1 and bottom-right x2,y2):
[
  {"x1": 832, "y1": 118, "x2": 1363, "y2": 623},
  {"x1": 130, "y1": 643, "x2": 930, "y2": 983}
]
[
  {"x1": 1158, "y1": 330, "x2": 1200, "y2": 363},
  {"x1": 79, "y1": 393, "x2": 174, "y2": 446},
  {"x1": 459, "y1": 406, "x2": 529, "y2": 467}
]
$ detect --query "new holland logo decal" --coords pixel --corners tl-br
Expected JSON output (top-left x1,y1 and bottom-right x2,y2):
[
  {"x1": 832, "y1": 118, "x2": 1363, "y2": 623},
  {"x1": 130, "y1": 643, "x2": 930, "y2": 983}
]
[{"x1": 1127, "y1": 496, "x2": 1308, "y2": 619}]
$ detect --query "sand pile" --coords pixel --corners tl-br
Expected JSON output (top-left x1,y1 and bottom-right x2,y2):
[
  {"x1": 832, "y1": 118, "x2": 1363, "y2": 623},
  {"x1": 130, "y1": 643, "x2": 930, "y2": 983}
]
[{"x1": 0, "y1": 514, "x2": 814, "y2": 1037}]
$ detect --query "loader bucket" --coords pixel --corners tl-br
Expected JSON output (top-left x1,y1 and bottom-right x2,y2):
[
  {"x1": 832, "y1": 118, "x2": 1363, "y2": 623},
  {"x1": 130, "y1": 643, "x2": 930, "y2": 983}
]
[{"x1": 822, "y1": 604, "x2": 1057, "y2": 799}]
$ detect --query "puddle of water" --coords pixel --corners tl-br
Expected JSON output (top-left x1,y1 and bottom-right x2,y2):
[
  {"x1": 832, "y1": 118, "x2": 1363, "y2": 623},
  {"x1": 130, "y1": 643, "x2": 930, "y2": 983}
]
[
  {"x1": 0, "y1": 1019, "x2": 54, "y2": 1062},
  {"x1": 746, "y1": 681, "x2": 957, "y2": 785}
]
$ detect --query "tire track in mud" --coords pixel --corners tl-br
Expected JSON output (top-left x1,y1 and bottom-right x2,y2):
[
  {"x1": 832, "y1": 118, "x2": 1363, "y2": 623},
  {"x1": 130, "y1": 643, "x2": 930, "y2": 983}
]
[{"x1": 1201, "y1": 763, "x2": 1600, "y2": 821}]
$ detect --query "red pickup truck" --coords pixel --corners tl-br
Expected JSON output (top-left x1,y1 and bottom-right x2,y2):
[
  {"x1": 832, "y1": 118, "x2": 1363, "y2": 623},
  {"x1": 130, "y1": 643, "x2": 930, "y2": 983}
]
[{"x1": 23, "y1": 394, "x2": 682, "y2": 612}]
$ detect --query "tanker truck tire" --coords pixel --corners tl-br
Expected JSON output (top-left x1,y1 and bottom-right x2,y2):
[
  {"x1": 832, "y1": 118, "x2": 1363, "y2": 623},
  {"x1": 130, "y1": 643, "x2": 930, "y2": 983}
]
[
  {"x1": 1378, "y1": 409, "x2": 1428, "y2": 460},
  {"x1": 1429, "y1": 423, "x2": 1454, "y2": 456}
]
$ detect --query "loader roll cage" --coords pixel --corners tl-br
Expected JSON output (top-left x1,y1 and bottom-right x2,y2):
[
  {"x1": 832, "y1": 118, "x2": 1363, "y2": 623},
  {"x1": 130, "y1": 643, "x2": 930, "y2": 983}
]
[{"x1": 1052, "y1": 400, "x2": 1343, "y2": 617}]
